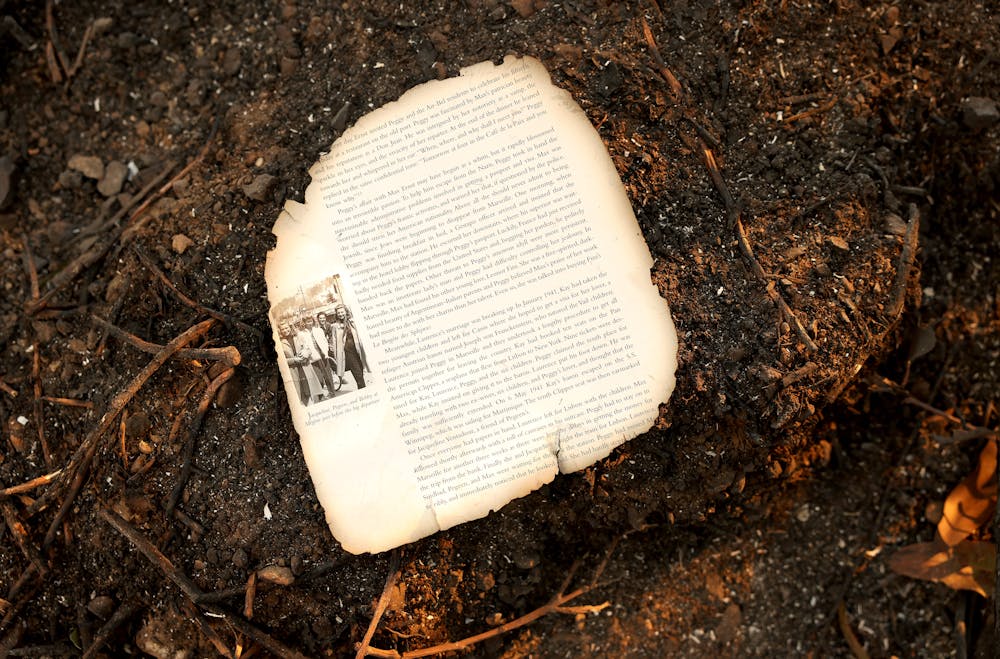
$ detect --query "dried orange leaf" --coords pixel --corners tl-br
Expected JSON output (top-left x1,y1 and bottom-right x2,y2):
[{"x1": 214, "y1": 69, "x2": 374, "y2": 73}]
[
  {"x1": 888, "y1": 539, "x2": 996, "y2": 597},
  {"x1": 937, "y1": 438, "x2": 997, "y2": 546}
]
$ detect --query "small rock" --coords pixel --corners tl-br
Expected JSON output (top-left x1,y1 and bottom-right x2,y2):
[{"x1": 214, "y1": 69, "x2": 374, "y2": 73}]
[
  {"x1": 511, "y1": 548, "x2": 540, "y2": 570},
  {"x1": 879, "y1": 26, "x2": 902, "y2": 55},
  {"x1": 290, "y1": 555, "x2": 303, "y2": 575},
  {"x1": 216, "y1": 369, "x2": 245, "y2": 408},
  {"x1": 552, "y1": 43, "x2": 582, "y2": 62},
  {"x1": 68, "y1": 154, "x2": 104, "y2": 180},
  {"x1": 171, "y1": 233, "x2": 194, "y2": 254},
  {"x1": 222, "y1": 48, "x2": 242, "y2": 76},
  {"x1": 58, "y1": 169, "x2": 82, "y2": 189},
  {"x1": 92, "y1": 17, "x2": 114, "y2": 35},
  {"x1": 242, "y1": 433, "x2": 261, "y2": 470},
  {"x1": 0, "y1": 156, "x2": 14, "y2": 210},
  {"x1": 171, "y1": 176, "x2": 189, "y2": 196},
  {"x1": 149, "y1": 90, "x2": 168, "y2": 107},
  {"x1": 98, "y1": 160, "x2": 128, "y2": 196},
  {"x1": 925, "y1": 500, "x2": 943, "y2": 524},
  {"x1": 767, "y1": 460, "x2": 782, "y2": 479},
  {"x1": 715, "y1": 603, "x2": 742, "y2": 645},
  {"x1": 795, "y1": 504, "x2": 811, "y2": 523},
  {"x1": 87, "y1": 595, "x2": 115, "y2": 619},
  {"x1": 279, "y1": 56, "x2": 299, "y2": 77},
  {"x1": 304, "y1": 16, "x2": 325, "y2": 42},
  {"x1": 510, "y1": 0, "x2": 536, "y2": 18},
  {"x1": 884, "y1": 212, "x2": 907, "y2": 236},
  {"x1": 125, "y1": 412, "x2": 151, "y2": 440},
  {"x1": 232, "y1": 548, "x2": 248, "y2": 569},
  {"x1": 243, "y1": 173, "x2": 278, "y2": 202},
  {"x1": 136, "y1": 617, "x2": 191, "y2": 659},
  {"x1": 104, "y1": 271, "x2": 129, "y2": 303},
  {"x1": 27, "y1": 198, "x2": 44, "y2": 221},
  {"x1": 257, "y1": 565, "x2": 295, "y2": 586},
  {"x1": 117, "y1": 32, "x2": 139, "y2": 49},
  {"x1": 827, "y1": 236, "x2": 849, "y2": 250},
  {"x1": 961, "y1": 96, "x2": 999, "y2": 131}
]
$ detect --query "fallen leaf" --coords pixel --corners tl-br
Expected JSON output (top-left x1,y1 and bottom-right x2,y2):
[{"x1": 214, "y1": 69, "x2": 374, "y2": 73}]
[
  {"x1": 888, "y1": 538, "x2": 996, "y2": 597},
  {"x1": 937, "y1": 438, "x2": 997, "y2": 546}
]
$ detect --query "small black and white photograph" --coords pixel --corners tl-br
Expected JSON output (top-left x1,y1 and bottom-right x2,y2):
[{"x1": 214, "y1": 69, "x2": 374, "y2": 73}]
[{"x1": 271, "y1": 275, "x2": 372, "y2": 406}]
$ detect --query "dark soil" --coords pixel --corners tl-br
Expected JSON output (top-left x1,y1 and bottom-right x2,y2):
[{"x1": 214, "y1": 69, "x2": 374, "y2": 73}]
[{"x1": 0, "y1": 0, "x2": 997, "y2": 657}]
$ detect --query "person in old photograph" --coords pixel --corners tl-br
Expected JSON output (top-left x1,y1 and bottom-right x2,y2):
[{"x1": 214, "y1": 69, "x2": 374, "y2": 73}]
[
  {"x1": 330, "y1": 303, "x2": 370, "y2": 390},
  {"x1": 317, "y1": 311, "x2": 337, "y2": 369},
  {"x1": 279, "y1": 321, "x2": 310, "y2": 406},
  {"x1": 294, "y1": 317, "x2": 338, "y2": 403}
]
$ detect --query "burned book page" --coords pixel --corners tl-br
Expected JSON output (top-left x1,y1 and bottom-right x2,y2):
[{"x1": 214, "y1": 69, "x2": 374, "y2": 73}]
[{"x1": 266, "y1": 55, "x2": 677, "y2": 554}]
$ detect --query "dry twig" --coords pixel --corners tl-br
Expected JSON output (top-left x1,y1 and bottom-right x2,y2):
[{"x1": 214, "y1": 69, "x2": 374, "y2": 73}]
[
  {"x1": 81, "y1": 599, "x2": 141, "y2": 659},
  {"x1": 26, "y1": 162, "x2": 176, "y2": 314},
  {"x1": 365, "y1": 548, "x2": 615, "y2": 658},
  {"x1": 640, "y1": 17, "x2": 682, "y2": 97},
  {"x1": 837, "y1": 601, "x2": 871, "y2": 659},
  {"x1": 98, "y1": 509, "x2": 204, "y2": 600},
  {"x1": 165, "y1": 365, "x2": 236, "y2": 517},
  {"x1": 885, "y1": 203, "x2": 920, "y2": 320},
  {"x1": 701, "y1": 146, "x2": 819, "y2": 352},
  {"x1": 91, "y1": 315, "x2": 241, "y2": 366},
  {"x1": 34, "y1": 320, "x2": 216, "y2": 547},
  {"x1": 0, "y1": 497, "x2": 48, "y2": 576},
  {"x1": 0, "y1": 470, "x2": 62, "y2": 498},
  {"x1": 783, "y1": 97, "x2": 837, "y2": 124},
  {"x1": 39, "y1": 395, "x2": 93, "y2": 409},
  {"x1": 132, "y1": 246, "x2": 261, "y2": 338},
  {"x1": 0, "y1": 378, "x2": 17, "y2": 398},
  {"x1": 356, "y1": 551, "x2": 402, "y2": 659}
]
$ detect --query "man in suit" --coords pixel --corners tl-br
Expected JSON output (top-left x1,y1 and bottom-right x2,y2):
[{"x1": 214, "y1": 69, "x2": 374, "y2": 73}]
[{"x1": 279, "y1": 320, "x2": 310, "y2": 405}]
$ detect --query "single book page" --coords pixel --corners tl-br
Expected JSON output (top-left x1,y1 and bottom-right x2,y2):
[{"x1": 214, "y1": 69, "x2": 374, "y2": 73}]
[{"x1": 266, "y1": 55, "x2": 677, "y2": 554}]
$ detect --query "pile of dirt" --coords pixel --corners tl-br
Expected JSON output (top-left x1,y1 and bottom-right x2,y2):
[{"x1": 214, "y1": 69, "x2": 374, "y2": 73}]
[{"x1": 0, "y1": 0, "x2": 996, "y2": 656}]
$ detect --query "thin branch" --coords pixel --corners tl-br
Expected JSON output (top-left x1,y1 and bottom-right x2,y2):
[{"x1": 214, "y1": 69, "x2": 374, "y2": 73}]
[
  {"x1": 356, "y1": 551, "x2": 402, "y2": 659},
  {"x1": 0, "y1": 497, "x2": 48, "y2": 575},
  {"x1": 0, "y1": 470, "x2": 62, "y2": 497},
  {"x1": 165, "y1": 365, "x2": 236, "y2": 517},
  {"x1": 91, "y1": 315, "x2": 241, "y2": 366},
  {"x1": 32, "y1": 349, "x2": 52, "y2": 467},
  {"x1": 735, "y1": 216, "x2": 818, "y2": 352},
  {"x1": 98, "y1": 509, "x2": 204, "y2": 602},
  {"x1": 39, "y1": 396, "x2": 93, "y2": 409},
  {"x1": 640, "y1": 17, "x2": 682, "y2": 97},
  {"x1": 0, "y1": 378, "x2": 17, "y2": 398},
  {"x1": 21, "y1": 233, "x2": 39, "y2": 301},
  {"x1": 26, "y1": 162, "x2": 177, "y2": 314},
  {"x1": 885, "y1": 203, "x2": 920, "y2": 320},
  {"x1": 783, "y1": 97, "x2": 837, "y2": 124},
  {"x1": 394, "y1": 584, "x2": 601, "y2": 658},
  {"x1": 100, "y1": 509, "x2": 305, "y2": 657},
  {"x1": 366, "y1": 544, "x2": 620, "y2": 659},
  {"x1": 837, "y1": 601, "x2": 871, "y2": 659},
  {"x1": 132, "y1": 246, "x2": 261, "y2": 338},
  {"x1": 33, "y1": 320, "x2": 216, "y2": 547},
  {"x1": 81, "y1": 599, "x2": 142, "y2": 659}
]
